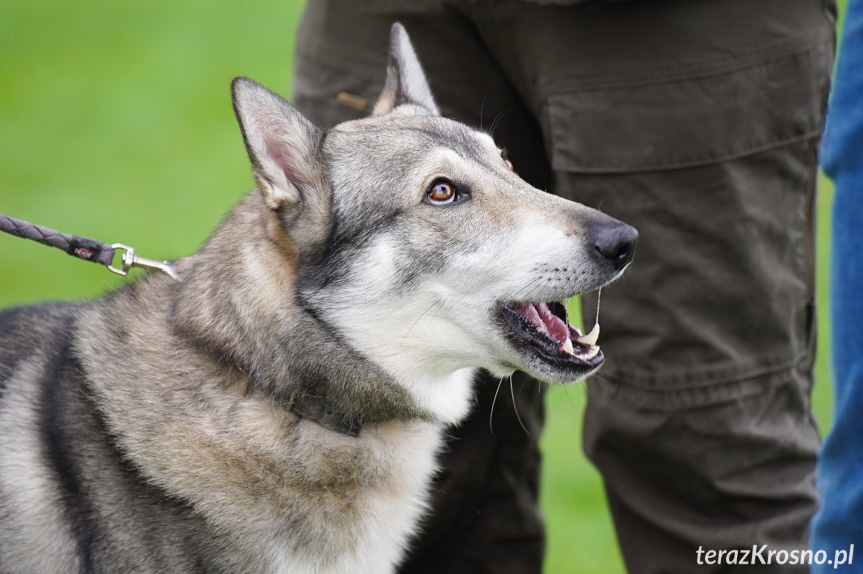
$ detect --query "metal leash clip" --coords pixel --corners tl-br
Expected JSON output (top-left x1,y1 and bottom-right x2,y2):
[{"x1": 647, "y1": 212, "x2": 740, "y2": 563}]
[{"x1": 108, "y1": 243, "x2": 180, "y2": 281}]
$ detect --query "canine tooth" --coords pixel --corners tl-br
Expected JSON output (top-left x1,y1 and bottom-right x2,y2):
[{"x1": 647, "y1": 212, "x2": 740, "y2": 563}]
[
  {"x1": 577, "y1": 323, "x2": 600, "y2": 346},
  {"x1": 561, "y1": 338, "x2": 574, "y2": 355}
]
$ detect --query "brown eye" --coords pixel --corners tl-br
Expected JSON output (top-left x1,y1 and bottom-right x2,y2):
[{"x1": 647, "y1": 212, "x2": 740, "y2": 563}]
[
  {"x1": 504, "y1": 158, "x2": 514, "y2": 171},
  {"x1": 427, "y1": 181, "x2": 456, "y2": 205}
]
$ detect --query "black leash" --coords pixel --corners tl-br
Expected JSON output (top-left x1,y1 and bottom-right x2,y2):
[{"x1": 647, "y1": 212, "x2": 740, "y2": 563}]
[{"x1": 0, "y1": 213, "x2": 179, "y2": 280}]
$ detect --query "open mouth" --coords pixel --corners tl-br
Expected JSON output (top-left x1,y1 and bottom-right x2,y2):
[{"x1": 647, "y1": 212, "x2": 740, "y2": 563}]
[{"x1": 499, "y1": 300, "x2": 603, "y2": 373}]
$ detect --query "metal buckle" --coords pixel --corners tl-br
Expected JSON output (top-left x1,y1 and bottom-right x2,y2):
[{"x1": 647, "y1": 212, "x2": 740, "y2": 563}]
[{"x1": 108, "y1": 243, "x2": 179, "y2": 281}]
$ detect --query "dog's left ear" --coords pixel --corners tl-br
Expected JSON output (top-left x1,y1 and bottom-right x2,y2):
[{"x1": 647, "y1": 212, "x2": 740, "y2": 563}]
[
  {"x1": 372, "y1": 23, "x2": 440, "y2": 117},
  {"x1": 232, "y1": 77, "x2": 329, "y2": 252}
]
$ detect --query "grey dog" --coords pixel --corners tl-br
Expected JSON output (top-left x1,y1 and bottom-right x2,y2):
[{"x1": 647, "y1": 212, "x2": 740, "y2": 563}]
[{"x1": 0, "y1": 24, "x2": 636, "y2": 574}]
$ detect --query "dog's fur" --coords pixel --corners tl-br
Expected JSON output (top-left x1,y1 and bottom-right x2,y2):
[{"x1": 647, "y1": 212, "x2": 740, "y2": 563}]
[{"x1": 0, "y1": 25, "x2": 636, "y2": 573}]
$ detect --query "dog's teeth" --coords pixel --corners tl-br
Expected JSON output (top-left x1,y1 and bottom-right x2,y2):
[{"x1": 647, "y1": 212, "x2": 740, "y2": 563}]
[
  {"x1": 561, "y1": 338, "x2": 574, "y2": 355},
  {"x1": 576, "y1": 323, "x2": 600, "y2": 346}
]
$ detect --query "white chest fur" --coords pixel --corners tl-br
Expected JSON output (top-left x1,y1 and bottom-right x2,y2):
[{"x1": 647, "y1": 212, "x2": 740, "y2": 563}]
[{"x1": 215, "y1": 418, "x2": 445, "y2": 574}]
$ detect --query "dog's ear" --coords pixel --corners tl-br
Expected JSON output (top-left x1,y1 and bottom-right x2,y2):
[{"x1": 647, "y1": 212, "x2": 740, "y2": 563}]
[
  {"x1": 232, "y1": 77, "x2": 329, "y2": 251},
  {"x1": 372, "y1": 23, "x2": 439, "y2": 117}
]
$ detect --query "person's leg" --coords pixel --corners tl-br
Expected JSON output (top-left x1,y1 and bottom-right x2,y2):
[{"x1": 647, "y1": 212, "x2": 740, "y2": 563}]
[
  {"x1": 293, "y1": 1, "x2": 551, "y2": 190},
  {"x1": 810, "y1": 0, "x2": 863, "y2": 569},
  {"x1": 292, "y1": 3, "x2": 552, "y2": 572},
  {"x1": 470, "y1": 0, "x2": 835, "y2": 571},
  {"x1": 293, "y1": 2, "x2": 838, "y2": 573}
]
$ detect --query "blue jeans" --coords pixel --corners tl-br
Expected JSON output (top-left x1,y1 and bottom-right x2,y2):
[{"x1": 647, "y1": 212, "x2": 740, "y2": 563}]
[{"x1": 811, "y1": 0, "x2": 863, "y2": 571}]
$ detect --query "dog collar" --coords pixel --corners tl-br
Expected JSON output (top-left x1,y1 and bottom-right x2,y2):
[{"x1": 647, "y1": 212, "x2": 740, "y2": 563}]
[{"x1": 290, "y1": 395, "x2": 363, "y2": 438}]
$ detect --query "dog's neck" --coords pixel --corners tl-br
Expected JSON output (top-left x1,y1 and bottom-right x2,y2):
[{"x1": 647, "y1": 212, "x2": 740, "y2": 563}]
[
  {"x1": 289, "y1": 393, "x2": 363, "y2": 436},
  {"x1": 170, "y1": 194, "x2": 435, "y2": 432}
]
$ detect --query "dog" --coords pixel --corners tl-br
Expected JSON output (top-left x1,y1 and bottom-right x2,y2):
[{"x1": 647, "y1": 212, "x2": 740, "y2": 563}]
[{"x1": 0, "y1": 23, "x2": 636, "y2": 574}]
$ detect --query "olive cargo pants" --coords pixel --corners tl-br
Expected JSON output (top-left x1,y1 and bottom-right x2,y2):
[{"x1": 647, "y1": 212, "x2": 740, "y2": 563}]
[{"x1": 291, "y1": 1, "x2": 837, "y2": 572}]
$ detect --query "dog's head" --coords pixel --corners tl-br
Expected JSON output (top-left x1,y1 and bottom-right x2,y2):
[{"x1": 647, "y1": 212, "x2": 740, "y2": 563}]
[{"x1": 231, "y1": 24, "x2": 636, "y2": 423}]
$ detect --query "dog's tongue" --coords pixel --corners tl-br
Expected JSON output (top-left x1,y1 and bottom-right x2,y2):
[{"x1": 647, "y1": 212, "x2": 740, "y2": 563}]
[
  {"x1": 515, "y1": 302, "x2": 569, "y2": 345},
  {"x1": 537, "y1": 303, "x2": 570, "y2": 344}
]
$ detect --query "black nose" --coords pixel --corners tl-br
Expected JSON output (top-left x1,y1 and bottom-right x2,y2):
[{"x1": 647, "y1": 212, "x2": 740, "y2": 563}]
[{"x1": 593, "y1": 221, "x2": 638, "y2": 270}]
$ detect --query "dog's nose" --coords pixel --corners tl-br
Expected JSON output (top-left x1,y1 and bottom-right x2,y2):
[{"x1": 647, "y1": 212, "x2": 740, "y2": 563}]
[{"x1": 593, "y1": 221, "x2": 638, "y2": 270}]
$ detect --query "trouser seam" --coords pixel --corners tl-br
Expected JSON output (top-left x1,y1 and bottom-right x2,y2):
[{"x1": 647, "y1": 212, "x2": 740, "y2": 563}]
[
  {"x1": 599, "y1": 352, "x2": 813, "y2": 393},
  {"x1": 590, "y1": 366, "x2": 811, "y2": 411},
  {"x1": 550, "y1": 131, "x2": 822, "y2": 175},
  {"x1": 295, "y1": 48, "x2": 384, "y2": 83},
  {"x1": 535, "y1": 35, "x2": 831, "y2": 96}
]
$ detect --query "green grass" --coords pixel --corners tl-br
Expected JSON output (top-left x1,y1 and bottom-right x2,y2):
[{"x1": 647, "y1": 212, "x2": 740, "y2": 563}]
[
  {"x1": 1, "y1": 0, "x2": 305, "y2": 304},
  {"x1": 0, "y1": 2, "x2": 845, "y2": 573}
]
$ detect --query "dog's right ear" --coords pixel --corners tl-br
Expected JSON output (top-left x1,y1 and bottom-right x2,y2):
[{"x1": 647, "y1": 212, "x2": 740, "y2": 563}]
[
  {"x1": 232, "y1": 77, "x2": 329, "y2": 251},
  {"x1": 372, "y1": 23, "x2": 439, "y2": 117}
]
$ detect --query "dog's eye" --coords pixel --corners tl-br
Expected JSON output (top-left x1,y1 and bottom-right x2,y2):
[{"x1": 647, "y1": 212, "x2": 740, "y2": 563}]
[
  {"x1": 500, "y1": 148, "x2": 514, "y2": 171},
  {"x1": 427, "y1": 180, "x2": 457, "y2": 205}
]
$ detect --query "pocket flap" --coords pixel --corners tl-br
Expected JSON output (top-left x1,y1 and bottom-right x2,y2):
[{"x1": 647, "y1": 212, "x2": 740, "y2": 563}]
[{"x1": 548, "y1": 45, "x2": 830, "y2": 173}]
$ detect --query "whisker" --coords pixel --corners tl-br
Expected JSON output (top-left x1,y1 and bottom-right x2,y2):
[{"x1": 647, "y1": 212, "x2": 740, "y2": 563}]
[
  {"x1": 563, "y1": 382, "x2": 578, "y2": 408},
  {"x1": 479, "y1": 85, "x2": 493, "y2": 132},
  {"x1": 510, "y1": 375, "x2": 531, "y2": 436},
  {"x1": 397, "y1": 298, "x2": 443, "y2": 353},
  {"x1": 422, "y1": 299, "x2": 447, "y2": 335},
  {"x1": 489, "y1": 107, "x2": 515, "y2": 138},
  {"x1": 381, "y1": 289, "x2": 433, "y2": 318},
  {"x1": 520, "y1": 280, "x2": 548, "y2": 305},
  {"x1": 489, "y1": 377, "x2": 505, "y2": 435},
  {"x1": 510, "y1": 277, "x2": 544, "y2": 302}
]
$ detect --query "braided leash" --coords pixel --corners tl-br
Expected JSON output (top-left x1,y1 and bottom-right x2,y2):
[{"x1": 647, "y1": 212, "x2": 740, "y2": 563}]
[
  {"x1": 0, "y1": 213, "x2": 116, "y2": 266},
  {"x1": 0, "y1": 213, "x2": 179, "y2": 280}
]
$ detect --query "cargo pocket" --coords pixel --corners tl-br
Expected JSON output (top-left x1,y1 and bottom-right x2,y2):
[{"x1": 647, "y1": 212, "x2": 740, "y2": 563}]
[
  {"x1": 292, "y1": 53, "x2": 385, "y2": 128},
  {"x1": 543, "y1": 44, "x2": 831, "y2": 398},
  {"x1": 546, "y1": 45, "x2": 830, "y2": 175}
]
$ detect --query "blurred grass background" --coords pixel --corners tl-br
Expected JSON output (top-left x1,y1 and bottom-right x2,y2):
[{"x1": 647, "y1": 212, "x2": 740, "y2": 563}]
[{"x1": 0, "y1": 1, "x2": 847, "y2": 572}]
